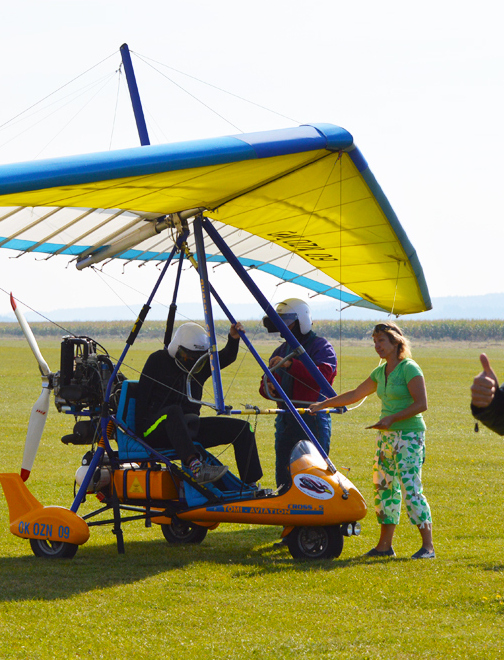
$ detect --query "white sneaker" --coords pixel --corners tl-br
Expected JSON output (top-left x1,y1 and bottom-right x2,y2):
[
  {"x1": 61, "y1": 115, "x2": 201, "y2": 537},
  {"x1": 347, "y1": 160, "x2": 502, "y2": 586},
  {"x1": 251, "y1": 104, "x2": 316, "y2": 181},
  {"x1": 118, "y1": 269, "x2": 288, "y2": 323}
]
[{"x1": 194, "y1": 463, "x2": 229, "y2": 485}]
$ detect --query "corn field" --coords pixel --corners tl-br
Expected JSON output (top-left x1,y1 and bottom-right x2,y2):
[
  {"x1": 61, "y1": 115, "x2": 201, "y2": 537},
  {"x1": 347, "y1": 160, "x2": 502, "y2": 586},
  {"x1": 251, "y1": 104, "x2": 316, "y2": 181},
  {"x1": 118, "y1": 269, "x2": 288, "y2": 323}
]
[{"x1": 2, "y1": 319, "x2": 504, "y2": 341}]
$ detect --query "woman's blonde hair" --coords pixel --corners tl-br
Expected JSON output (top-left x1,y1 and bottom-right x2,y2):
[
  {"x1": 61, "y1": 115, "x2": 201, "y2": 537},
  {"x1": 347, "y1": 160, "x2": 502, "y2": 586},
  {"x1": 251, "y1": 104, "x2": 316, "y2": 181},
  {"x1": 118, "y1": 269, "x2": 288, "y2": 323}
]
[{"x1": 372, "y1": 321, "x2": 411, "y2": 360}]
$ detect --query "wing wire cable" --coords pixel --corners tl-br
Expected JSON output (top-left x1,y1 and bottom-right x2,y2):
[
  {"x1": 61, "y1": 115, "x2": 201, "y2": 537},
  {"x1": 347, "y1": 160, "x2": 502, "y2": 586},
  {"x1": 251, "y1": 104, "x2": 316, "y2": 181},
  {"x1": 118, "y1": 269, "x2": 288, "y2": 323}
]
[
  {"x1": 109, "y1": 63, "x2": 123, "y2": 150},
  {"x1": 132, "y1": 54, "x2": 243, "y2": 133},
  {"x1": 0, "y1": 50, "x2": 117, "y2": 132},
  {"x1": 34, "y1": 73, "x2": 117, "y2": 159},
  {"x1": 132, "y1": 50, "x2": 300, "y2": 126},
  {"x1": 344, "y1": 259, "x2": 402, "y2": 412}
]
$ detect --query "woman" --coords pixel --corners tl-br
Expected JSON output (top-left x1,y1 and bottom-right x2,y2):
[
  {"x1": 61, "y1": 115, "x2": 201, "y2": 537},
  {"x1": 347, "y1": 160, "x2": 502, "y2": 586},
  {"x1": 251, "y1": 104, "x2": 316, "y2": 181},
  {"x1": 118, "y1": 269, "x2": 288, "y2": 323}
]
[{"x1": 308, "y1": 322, "x2": 434, "y2": 559}]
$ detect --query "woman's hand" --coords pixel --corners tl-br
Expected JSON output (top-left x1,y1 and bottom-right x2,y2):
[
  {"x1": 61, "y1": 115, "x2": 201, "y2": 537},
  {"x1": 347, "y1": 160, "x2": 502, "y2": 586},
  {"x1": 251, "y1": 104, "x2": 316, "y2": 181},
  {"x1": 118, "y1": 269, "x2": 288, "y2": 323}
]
[
  {"x1": 366, "y1": 415, "x2": 396, "y2": 430},
  {"x1": 308, "y1": 402, "x2": 322, "y2": 415}
]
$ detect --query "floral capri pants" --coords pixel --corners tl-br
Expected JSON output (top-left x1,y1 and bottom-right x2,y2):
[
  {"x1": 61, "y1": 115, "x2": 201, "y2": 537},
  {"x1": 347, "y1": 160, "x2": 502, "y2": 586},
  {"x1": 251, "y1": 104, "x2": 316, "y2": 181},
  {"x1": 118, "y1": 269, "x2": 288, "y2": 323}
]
[{"x1": 373, "y1": 430, "x2": 432, "y2": 528}]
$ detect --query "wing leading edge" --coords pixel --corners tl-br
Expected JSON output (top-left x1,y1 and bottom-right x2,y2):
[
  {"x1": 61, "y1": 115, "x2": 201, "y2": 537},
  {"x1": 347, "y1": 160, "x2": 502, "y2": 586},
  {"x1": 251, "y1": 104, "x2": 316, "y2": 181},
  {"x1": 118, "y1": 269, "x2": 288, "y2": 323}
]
[{"x1": 0, "y1": 123, "x2": 431, "y2": 315}]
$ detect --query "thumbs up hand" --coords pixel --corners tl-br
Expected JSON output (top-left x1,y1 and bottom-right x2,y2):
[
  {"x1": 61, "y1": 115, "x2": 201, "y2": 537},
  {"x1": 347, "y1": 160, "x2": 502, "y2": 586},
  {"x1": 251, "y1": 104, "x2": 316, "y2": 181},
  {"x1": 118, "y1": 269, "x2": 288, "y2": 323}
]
[{"x1": 471, "y1": 353, "x2": 499, "y2": 408}]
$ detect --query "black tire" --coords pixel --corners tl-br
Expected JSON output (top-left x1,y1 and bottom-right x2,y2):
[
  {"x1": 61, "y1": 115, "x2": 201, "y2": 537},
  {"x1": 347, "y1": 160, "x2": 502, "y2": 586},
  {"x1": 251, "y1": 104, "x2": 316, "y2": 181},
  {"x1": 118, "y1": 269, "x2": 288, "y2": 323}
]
[
  {"x1": 287, "y1": 525, "x2": 344, "y2": 560},
  {"x1": 29, "y1": 538, "x2": 79, "y2": 559},
  {"x1": 161, "y1": 520, "x2": 208, "y2": 544}
]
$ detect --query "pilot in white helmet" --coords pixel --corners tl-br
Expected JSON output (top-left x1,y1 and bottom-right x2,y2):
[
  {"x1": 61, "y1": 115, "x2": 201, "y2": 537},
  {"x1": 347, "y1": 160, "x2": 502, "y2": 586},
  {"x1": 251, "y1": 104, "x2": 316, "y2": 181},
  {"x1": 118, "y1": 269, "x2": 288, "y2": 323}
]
[{"x1": 137, "y1": 321, "x2": 262, "y2": 487}]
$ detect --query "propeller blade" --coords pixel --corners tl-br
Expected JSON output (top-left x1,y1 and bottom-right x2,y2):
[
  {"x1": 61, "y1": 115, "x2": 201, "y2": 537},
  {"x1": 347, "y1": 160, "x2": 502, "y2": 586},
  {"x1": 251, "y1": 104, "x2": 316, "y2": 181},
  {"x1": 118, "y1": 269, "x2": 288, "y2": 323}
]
[
  {"x1": 10, "y1": 294, "x2": 54, "y2": 481},
  {"x1": 10, "y1": 293, "x2": 51, "y2": 376},
  {"x1": 21, "y1": 386, "x2": 51, "y2": 481}
]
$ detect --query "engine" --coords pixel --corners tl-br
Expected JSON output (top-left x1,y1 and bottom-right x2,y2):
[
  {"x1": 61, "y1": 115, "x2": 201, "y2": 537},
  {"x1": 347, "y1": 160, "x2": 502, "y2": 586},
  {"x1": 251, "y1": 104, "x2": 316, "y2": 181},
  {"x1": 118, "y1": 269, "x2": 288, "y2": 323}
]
[{"x1": 52, "y1": 336, "x2": 123, "y2": 445}]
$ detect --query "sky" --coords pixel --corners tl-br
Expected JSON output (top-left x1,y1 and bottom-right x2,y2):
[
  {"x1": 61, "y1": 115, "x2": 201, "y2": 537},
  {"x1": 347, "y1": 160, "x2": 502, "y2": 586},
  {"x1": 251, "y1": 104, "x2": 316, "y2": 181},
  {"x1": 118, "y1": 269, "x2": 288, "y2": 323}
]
[{"x1": 0, "y1": 0, "x2": 502, "y2": 322}]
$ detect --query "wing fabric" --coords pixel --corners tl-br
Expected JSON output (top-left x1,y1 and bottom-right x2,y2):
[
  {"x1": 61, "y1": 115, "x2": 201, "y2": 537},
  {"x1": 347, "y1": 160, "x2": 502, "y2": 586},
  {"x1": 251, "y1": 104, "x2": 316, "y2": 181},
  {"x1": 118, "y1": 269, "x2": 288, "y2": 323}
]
[{"x1": 0, "y1": 124, "x2": 431, "y2": 315}]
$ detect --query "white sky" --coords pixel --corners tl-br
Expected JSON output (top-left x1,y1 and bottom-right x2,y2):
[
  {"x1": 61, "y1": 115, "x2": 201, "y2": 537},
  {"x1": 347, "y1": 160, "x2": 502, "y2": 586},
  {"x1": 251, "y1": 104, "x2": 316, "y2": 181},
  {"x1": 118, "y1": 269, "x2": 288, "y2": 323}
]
[{"x1": 0, "y1": 0, "x2": 502, "y2": 321}]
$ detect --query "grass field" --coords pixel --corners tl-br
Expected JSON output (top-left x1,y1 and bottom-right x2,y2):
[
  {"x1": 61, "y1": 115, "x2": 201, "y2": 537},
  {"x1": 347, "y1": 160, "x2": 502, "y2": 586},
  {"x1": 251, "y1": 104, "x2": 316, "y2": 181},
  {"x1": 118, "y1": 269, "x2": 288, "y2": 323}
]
[{"x1": 0, "y1": 334, "x2": 503, "y2": 659}]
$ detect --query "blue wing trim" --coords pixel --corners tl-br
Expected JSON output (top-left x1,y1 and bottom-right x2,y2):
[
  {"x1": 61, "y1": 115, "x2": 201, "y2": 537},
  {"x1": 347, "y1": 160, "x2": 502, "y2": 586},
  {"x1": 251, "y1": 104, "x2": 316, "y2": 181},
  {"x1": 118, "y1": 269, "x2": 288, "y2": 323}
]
[
  {"x1": 0, "y1": 236, "x2": 384, "y2": 311},
  {"x1": 0, "y1": 125, "x2": 354, "y2": 196}
]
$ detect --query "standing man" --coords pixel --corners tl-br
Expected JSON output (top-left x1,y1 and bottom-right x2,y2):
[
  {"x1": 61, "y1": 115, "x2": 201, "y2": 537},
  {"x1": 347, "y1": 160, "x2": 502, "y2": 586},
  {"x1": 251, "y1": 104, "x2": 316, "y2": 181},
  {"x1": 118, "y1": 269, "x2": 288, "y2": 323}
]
[{"x1": 259, "y1": 298, "x2": 337, "y2": 487}]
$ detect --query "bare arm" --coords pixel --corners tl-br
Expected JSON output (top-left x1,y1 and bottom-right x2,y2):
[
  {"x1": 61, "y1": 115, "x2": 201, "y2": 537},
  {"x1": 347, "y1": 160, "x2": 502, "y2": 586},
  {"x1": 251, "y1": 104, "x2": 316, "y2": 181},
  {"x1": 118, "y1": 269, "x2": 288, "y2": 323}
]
[
  {"x1": 369, "y1": 375, "x2": 427, "y2": 430},
  {"x1": 308, "y1": 377, "x2": 377, "y2": 413}
]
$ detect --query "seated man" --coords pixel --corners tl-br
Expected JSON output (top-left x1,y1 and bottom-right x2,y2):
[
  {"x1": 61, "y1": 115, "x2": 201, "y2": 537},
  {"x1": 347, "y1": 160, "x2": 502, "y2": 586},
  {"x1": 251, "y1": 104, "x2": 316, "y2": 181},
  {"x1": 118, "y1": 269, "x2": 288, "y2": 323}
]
[
  {"x1": 136, "y1": 321, "x2": 263, "y2": 486},
  {"x1": 259, "y1": 298, "x2": 337, "y2": 487}
]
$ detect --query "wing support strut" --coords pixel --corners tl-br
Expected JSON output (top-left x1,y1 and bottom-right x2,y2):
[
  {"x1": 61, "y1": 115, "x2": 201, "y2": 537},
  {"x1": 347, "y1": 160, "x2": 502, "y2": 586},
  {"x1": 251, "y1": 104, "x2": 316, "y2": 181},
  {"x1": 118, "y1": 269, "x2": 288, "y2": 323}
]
[{"x1": 199, "y1": 216, "x2": 337, "y2": 474}]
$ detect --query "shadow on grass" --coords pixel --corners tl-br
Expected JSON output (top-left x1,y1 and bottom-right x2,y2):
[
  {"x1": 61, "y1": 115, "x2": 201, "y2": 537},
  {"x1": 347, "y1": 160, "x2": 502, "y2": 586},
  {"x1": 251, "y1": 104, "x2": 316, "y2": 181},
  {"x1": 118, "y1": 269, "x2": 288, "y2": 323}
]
[
  {"x1": 477, "y1": 562, "x2": 504, "y2": 572},
  {"x1": 0, "y1": 526, "x2": 393, "y2": 602}
]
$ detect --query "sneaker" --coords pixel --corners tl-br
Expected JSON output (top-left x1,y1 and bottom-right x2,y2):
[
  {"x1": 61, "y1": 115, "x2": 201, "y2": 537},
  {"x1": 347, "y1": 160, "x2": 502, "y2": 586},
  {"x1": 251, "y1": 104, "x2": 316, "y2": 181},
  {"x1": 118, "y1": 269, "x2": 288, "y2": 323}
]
[
  {"x1": 193, "y1": 462, "x2": 229, "y2": 485},
  {"x1": 411, "y1": 547, "x2": 435, "y2": 559},
  {"x1": 365, "y1": 547, "x2": 396, "y2": 557}
]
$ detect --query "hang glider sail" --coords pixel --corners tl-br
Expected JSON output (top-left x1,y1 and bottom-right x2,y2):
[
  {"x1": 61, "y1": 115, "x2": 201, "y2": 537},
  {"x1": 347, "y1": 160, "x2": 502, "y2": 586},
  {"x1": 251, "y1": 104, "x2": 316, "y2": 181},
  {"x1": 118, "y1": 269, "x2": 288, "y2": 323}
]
[{"x1": 0, "y1": 123, "x2": 431, "y2": 315}]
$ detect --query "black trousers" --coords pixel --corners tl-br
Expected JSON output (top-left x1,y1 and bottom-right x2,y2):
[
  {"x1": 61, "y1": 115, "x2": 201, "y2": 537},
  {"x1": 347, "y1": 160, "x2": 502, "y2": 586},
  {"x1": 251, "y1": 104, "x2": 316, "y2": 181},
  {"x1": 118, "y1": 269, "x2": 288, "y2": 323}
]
[{"x1": 144, "y1": 405, "x2": 263, "y2": 483}]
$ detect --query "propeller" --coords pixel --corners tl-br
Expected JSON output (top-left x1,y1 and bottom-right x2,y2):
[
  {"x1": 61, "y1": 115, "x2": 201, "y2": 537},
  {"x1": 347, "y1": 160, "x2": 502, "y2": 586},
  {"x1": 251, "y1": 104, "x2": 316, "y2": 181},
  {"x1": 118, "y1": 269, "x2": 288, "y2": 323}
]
[{"x1": 10, "y1": 294, "x2": 53, "y2": 481}]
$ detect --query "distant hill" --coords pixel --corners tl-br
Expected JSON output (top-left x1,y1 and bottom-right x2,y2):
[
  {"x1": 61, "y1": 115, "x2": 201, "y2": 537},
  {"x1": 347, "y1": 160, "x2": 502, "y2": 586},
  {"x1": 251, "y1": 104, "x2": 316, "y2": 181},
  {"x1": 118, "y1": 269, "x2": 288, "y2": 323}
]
[{"x1": 2, "y1": 293, "x2": 504, "y2": 323}]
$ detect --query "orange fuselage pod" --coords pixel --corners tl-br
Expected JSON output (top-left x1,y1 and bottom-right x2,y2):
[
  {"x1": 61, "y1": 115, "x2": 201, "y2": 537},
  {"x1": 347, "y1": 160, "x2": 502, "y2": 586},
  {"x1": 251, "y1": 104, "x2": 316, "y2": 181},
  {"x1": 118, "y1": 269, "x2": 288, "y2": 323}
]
[
  {"x1": 177, "y1": 460, "x2": 367, "y2": 527},
  {"x1": 0, "y1": 473, "x2": 90, "y2": 545}
]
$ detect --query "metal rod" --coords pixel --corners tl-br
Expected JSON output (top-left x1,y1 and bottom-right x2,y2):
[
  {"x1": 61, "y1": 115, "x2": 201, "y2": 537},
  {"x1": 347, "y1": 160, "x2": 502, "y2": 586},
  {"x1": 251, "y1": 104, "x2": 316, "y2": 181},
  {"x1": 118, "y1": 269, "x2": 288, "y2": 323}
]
[
  {"x1": 120, "y1": 43, "x2": 150, "y2": 146},
  {"x1": 193, "y1": 216, "x2": 226, "y2": 413}
]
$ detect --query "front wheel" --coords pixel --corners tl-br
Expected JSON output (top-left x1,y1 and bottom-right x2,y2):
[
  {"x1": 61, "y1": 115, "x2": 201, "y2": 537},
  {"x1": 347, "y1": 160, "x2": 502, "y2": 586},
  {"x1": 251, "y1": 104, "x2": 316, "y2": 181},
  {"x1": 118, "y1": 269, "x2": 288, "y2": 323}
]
[
  {"x1": 29, "y1": 538, "x2": 79, "y2": 559},
  {"x1": 161, "y1": 520, "x2": 208, "y2": 545},
  {"x1": 286, "y1": 525, "x2": 343, "y2": 560}
]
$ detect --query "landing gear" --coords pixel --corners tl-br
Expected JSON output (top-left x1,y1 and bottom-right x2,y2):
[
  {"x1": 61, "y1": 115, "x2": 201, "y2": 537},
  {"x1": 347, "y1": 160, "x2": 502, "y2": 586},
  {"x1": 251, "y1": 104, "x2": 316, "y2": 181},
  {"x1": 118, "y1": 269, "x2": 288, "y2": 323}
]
[
  {"x1": 286, "y1": 525, "x2": 344, "y2": 560},
  {"x1": 161, "y1": 520, "x2": 208, "y2": 544},
  {"x1": 29, "y1": 538, "x2": 79, "y2": 559}
]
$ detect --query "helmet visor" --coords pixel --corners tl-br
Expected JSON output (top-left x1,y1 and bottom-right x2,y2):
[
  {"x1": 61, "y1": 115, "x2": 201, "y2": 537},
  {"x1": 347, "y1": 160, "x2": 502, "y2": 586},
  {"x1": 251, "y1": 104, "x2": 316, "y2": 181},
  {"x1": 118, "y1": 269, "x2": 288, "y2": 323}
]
[
  {"x1": 175, "y1": 346, "x2": 209, "y2": 373},
  {"x1": 262, "y1": 313, "x2": 298, "y2": 333}
]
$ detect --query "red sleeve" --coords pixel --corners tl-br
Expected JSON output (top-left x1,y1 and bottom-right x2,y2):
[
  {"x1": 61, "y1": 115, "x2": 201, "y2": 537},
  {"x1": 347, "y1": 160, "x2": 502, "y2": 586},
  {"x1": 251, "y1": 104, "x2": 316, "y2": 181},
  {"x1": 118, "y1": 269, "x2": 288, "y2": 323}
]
[
  {"x1": 288, "y1": 359, "x2": 336, "y2": 402},
  {"x1": 289, "y1": 359, "x2": 335, "y2": 387}
]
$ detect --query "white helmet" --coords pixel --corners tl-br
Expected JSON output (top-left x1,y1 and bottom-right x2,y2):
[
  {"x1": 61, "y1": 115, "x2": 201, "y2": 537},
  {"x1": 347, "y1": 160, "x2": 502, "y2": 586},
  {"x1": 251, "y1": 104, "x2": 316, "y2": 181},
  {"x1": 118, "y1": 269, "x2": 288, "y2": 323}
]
[
  {"x1": 263, "y1": 298, "x2": 312, "y2": 335},
  {"x1": 168, "y1": 323, "x2": 210, "y2": 370}
]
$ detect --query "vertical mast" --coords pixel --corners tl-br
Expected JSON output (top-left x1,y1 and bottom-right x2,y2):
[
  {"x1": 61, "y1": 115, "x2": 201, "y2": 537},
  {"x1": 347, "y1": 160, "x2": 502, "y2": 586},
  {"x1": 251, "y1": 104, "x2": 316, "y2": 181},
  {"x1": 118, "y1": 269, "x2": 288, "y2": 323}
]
[{"x1": 120, "y1": 43, "x2": 150, "y2": 146}]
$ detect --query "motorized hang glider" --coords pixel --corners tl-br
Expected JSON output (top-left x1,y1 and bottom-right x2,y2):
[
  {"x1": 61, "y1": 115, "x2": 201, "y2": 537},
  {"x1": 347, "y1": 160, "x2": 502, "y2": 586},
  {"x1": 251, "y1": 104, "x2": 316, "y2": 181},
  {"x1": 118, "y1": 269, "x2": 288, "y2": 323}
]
[
  {"x1": 0, "y1": 123, "x2": 431, "y2": 316},
  {"x1": 0, "y1": 50, "x2": 432, "y2": 559}
]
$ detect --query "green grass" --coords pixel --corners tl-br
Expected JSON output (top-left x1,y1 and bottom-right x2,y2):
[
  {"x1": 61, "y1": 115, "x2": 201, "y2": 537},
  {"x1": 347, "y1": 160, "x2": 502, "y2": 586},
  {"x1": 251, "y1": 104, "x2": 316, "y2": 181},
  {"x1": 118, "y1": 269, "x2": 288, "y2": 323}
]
[{"x1": 1, "y1": 336, "x2": 504, "y2": 659}]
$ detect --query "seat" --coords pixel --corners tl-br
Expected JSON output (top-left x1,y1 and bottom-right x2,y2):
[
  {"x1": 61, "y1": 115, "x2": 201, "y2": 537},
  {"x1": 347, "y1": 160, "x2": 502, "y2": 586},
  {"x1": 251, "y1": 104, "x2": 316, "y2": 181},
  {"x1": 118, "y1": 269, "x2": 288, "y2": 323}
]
[
  {"x1": 115, "y1": 380, "x2": 175, "y2": 461},
  {"x1": 115, "y1": 381, "x2": 202, "y2": 462}
]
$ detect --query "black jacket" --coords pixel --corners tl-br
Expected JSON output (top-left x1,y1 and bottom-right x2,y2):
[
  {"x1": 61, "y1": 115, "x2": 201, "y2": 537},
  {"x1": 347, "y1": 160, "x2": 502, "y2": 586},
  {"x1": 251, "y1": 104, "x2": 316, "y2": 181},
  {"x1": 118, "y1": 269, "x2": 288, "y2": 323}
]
[
  {"x1": 136, "y1": 334, "x2": 239, "y2": 434},
  {"x1": 471, "y1": 386, "x2": 504, "y2": 435}
]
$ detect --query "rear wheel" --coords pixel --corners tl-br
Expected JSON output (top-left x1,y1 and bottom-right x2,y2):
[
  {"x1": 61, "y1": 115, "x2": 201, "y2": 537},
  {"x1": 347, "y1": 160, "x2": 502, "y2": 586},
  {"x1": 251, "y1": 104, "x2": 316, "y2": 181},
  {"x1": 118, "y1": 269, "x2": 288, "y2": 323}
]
[
  {"x1": 29, "y1": 539, "x2": 79, "y2": 559},
  {"x1": 161, "y1": 520, "x2": 208, "y2": 544},
  {"x1": 287, "y1": 525, "x2": 343, "y2": 560}
]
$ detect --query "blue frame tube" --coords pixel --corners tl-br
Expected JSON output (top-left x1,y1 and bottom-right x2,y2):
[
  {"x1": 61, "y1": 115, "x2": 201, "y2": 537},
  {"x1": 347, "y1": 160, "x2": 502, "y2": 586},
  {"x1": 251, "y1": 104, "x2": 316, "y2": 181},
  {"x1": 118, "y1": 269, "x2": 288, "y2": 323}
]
[
  {"x1": 120, "y1": 43, "x2": 150, "y2": 147},
  {"x1": 193, "y1": 217, "x2": 226, "y2": 413},
  {"x1": 71, "y1": 231, "x2": 188, "y2": 512},
  {"x1": 201, "y1": 217, "x2": 337, "y2": 400}
]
